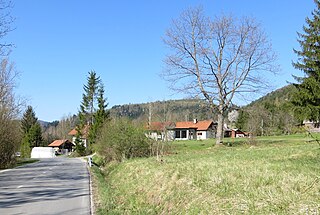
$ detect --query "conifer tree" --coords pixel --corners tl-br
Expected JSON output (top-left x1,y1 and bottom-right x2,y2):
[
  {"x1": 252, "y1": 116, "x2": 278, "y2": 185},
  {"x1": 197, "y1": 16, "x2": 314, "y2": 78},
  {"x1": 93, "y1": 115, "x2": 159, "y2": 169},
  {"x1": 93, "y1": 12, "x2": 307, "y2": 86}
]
[
  {"x1": 28, "y1": 122, "x2": 43, "y2": 147},
  {"x1": 74, "y1": 119, "x2": 86, "y2": 156},
  {"x1": 88, "y1": 84, "x2": 110, "y2": 144},
  {"x1": 77, "y1": 71, "x2": 109, "y2": 152},
  {"x1": 20, "y1": 106, "x2": 43, "y2": 157},
  {"x1": 292, "y1": 0, "x2": 320, "y2": 122},
  {"x1": 21, "y1": 106, "x2": 38, "y2": 134},
  {"x1": 81, "y1": 70, "x2": 101, "y2": 125}
]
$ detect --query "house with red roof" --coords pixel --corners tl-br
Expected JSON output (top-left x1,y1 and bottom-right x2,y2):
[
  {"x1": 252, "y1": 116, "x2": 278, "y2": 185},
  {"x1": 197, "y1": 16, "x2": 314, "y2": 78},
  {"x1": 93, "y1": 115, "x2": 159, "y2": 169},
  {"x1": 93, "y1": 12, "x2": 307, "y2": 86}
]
[
  {"x1": 48, "y1": 139, "x2": 74, "y2": 154},
  {"x1": 68, "y1": 124, "x2": 90, "y2": 147},
  {"x1": 174, "y1": 119, "x2": 216, "y2": 140},
  {"x1": 146, "y1": 119, "x2": 217, "y2": 141}
]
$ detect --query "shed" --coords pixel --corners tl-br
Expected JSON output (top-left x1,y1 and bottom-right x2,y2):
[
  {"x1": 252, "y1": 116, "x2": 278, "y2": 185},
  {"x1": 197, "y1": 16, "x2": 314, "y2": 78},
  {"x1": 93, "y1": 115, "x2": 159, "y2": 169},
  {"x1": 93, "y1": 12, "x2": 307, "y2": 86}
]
[{"x1": 48, "y1": 139, "x2": 74, "y2": 154}]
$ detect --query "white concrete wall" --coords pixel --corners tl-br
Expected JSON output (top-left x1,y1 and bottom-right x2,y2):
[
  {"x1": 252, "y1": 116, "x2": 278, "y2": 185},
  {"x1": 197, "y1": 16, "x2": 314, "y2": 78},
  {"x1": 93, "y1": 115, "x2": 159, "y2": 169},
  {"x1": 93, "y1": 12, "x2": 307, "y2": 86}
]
[{"x1": 31, "y1": 147, "x2": 56, "y2": 158}]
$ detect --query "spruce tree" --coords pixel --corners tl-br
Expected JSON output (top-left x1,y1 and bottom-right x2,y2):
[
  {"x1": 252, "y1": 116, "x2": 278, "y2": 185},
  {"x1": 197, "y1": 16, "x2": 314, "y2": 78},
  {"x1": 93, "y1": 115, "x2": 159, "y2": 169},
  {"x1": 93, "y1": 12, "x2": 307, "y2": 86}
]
[
  {"x1": 292, "y1": 0, "x2": 320, "y2": 122},
  {"x1": 20, "y1": 106, "x2": 43, "y2": 157},
  {"x1": 75, "y1": 119, "x2": 86, "y2": 156},
  {"x1": 88, "y1": 84, "x2": 110, "y2": 144},
  {"x1": 21, "y1": 106, "x2": 38, "y2": 134},
  {"x1": 81, "y1": 70, "x2": 101, "y2": 125},
  {"x1": 77, "y1": 71, "x2": 109, "y2": 152},
  {"x1": 28, "y1": 122, "x2": 43, "y2": 147}
]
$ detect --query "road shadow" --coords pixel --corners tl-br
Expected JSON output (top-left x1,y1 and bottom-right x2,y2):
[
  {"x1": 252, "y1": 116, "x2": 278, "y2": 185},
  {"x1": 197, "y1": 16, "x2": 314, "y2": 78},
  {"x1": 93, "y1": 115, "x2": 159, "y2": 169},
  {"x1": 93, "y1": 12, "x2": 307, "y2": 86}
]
[{"x1": 0, "y1": 158, "x2": 90, "y2": 209}]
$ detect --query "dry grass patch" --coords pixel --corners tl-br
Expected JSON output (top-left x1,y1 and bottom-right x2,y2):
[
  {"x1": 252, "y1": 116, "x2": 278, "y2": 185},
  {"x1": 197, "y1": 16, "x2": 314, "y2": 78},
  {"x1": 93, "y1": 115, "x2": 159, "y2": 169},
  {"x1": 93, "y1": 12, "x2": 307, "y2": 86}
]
[{"x1": 93, "y1": 135, "x2": 320, "y2": 214}]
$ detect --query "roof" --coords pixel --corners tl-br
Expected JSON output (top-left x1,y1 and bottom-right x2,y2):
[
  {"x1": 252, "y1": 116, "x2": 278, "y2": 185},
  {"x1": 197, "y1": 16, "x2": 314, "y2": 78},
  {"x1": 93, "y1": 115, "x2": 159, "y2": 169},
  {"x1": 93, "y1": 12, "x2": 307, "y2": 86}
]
[
  {"x1": 48, "y1": 139, "x2": 71, "y2": 147},
  {"x1": 175, "y1": 120, "x2": 214, "y2": 131},
  {"x1": 147, "y1": 122, "x2": 175, "y2": 131},
  {"x1": 68, "y1": 124, "x2": 90, "y2": 138}
]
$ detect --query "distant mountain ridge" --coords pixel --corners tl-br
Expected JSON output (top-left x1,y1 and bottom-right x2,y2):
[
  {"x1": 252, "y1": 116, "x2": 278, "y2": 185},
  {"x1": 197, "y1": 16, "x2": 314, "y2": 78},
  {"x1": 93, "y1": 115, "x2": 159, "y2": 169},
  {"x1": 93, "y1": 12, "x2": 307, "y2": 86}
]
[
  {"x1": 38, "y1": 120, "x2": 50, "y2": 128},
  {"x1": 109, "y1": 99, "x2": 215, "y2": 123}
]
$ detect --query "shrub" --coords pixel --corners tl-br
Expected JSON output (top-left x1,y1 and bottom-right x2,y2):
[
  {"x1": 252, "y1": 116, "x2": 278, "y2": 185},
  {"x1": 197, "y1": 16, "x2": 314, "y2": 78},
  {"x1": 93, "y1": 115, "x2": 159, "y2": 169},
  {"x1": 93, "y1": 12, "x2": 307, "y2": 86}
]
[
  {"x1": 95, "y1": 119, "x2": 151, "y2": 164},
  {"x1": 0, "y1": 120, "x2": 21, "y2": 168}
]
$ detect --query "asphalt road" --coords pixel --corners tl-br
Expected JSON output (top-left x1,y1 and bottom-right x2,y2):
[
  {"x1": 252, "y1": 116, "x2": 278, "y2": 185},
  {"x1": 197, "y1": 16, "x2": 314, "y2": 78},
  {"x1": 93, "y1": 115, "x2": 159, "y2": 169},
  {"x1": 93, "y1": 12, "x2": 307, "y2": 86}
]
[{"x1": 0, "y1": 158, "x2": 91, "y2": 215}]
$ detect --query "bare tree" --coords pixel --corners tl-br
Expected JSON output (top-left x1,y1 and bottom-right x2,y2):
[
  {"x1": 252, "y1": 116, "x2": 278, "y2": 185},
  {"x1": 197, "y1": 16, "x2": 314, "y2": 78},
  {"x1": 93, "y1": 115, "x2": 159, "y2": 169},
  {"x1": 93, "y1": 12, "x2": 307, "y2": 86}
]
[
  {"x1": 0, "y1": 59, "x2": 20, "y2": 117},
  {"x1": 0, "y1": 58, "x2": 22, "y2": 168},
  {"x1": 0, "y1": 0, "x2": 14, "y2": 56},
  {"x1": 163, "y1": 7, "x2": 278, "y2": 144}
]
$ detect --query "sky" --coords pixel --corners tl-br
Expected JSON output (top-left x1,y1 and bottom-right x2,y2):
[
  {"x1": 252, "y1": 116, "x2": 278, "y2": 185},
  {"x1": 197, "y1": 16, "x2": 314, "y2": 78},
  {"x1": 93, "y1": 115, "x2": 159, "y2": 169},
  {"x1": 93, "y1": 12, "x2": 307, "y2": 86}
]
[{"x1": 6, "y1": 0, "x2": 315, "y2": 121}]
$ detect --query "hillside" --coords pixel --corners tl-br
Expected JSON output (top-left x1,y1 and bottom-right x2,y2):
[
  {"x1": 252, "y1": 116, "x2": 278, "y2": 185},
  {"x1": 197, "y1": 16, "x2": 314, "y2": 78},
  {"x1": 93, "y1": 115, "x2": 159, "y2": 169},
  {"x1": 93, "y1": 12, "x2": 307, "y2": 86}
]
[
  {"x1": 109, "y1": 85, "x2": 298, "y2": 133},
  {"x1": 236, "y1": 84, "x2": 298, "y2": 135},
  {"x1": 247, "y1": 84, "x2": 295, "y2": 108},
  {"x1": 93, "y1": 135, "x2": 320, "y2": 214},
  {"x1": 109, "y1": 99, "x2": 215, "y2": 123}
]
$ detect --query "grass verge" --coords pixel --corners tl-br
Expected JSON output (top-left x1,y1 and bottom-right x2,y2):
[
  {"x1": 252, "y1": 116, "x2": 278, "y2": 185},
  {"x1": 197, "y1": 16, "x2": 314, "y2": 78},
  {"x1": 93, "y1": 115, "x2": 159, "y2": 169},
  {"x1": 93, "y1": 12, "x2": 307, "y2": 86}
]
[
  {"x1": 15, "y1": 158, "x2": 39, "y2": 167},
  {"x1": 92, "y1": 134, "x2": 320, "y2": 214}
]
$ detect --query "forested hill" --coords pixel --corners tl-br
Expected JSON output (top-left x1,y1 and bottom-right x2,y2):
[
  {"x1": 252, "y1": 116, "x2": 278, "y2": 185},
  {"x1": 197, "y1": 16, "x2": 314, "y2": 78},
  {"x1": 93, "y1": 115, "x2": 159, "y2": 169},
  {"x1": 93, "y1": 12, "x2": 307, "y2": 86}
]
[
  {"x1": 246, "y1": 84, "x2": 295, "y2": 108},
  {"x1": 109, "y1": 85, "x2": 297, "y2": 128},
  {"x1": 42, "y1": 85, "x2": 299, "y2": 144},
  {"x1": 236, "y1": 84, "x2": 299, "y2": 135},
  {"x1": 109, "y1": 99, "x2": 214, "y2": 123}
]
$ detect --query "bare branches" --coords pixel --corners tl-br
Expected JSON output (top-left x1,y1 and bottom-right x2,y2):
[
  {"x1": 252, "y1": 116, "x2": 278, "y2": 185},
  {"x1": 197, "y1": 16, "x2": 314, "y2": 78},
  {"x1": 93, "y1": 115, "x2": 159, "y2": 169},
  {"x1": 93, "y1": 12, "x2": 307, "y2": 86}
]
[
  {"x1": 162, "y1": 7, "x2": 278, "y2": 144},
  {"x1": 163, "y1": 8, "x2": 278, "y2": 108},
  {"x1": 0, "y1": 58, "x2": 22, "y2": 118},
  {"x1": 0, "y1": 0, "x2": 14, "y2": 56}
]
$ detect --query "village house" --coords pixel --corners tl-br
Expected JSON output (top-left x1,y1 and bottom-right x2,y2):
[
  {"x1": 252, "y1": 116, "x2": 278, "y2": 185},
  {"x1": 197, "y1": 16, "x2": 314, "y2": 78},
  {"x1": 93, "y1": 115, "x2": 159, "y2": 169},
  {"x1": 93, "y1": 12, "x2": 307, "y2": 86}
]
[
  {"x1": 146, "y1": 119, "x2": 216, "y2": 141},
  {"x1": 302, "y1": 120, "x2": 320, "y2": 132},
  {"x1": 48, "y1": 139, "x2": 74, "y2": 154},
  {"x1": 174, "y1": 119, "x2": 216, "y2": 140},
  {"x1": 68, "y1": 124, "x2": 90, "y2": 147},
  {"x1": 230, "y1": 129, "x2": 250, "y2": 138},
  {"x1": 224, "y1": 124, "x2": 251, "y2": 138},
  {"x1": 147, "y1": 119, "x2": 251, "y2": 141},
  {"x1": 146, "y1": 121, "x2": 175, "y2": 141}
]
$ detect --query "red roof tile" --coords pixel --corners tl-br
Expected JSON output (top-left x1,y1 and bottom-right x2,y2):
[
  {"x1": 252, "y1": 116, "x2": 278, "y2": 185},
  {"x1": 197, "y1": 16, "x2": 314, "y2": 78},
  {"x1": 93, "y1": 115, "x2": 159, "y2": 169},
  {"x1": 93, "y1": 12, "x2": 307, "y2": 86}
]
[
  {"x1": 68, "y1": 124, "x2": 90, "y2": 138},
  {"x1": 48, "y1": 139, "x2": 71, "y2": 147},
  {"x1": 175, "y1": 120, "x2": 214, "y2": 130}
]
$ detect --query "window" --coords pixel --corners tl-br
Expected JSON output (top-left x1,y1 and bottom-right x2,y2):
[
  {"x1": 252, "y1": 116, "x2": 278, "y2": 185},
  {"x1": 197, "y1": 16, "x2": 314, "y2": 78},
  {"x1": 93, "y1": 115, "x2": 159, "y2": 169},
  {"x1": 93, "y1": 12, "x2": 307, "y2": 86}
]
[
  {"x1": 198, "y1": 132, "x2": 202, "y2": 136},
  {"x1": 175, "y1": 130, "x2": 180, "y2": 138},
  {"x1": 181, "y1": 130, "x2": 187, "y2": 138}
]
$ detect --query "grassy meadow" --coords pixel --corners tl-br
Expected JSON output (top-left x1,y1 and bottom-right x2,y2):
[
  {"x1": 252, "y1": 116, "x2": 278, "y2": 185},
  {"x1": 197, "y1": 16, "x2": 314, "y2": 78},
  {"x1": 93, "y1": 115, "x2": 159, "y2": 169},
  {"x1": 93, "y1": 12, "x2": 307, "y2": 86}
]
[{"x1": 92, "y1": 134, "x2": 320, "y2": 214}]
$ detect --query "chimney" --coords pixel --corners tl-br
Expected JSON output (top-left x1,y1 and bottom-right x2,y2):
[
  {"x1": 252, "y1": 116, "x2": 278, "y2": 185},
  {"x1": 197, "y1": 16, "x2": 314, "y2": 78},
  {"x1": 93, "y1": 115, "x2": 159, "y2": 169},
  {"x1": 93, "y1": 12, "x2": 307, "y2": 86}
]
[{"x1": 193, "y1": 118, "x2": 198, "y2": 124}]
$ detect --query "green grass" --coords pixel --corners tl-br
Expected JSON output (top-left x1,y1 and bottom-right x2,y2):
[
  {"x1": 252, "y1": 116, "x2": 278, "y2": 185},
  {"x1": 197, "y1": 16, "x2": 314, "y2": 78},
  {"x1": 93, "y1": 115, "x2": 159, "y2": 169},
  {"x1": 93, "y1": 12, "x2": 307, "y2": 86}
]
[
  {"x1": 15, "y1": 158, "x2": 39, "y2": 167},
  {"x1": 92, "y1": 134, "x2": 320, "y2": 214}
]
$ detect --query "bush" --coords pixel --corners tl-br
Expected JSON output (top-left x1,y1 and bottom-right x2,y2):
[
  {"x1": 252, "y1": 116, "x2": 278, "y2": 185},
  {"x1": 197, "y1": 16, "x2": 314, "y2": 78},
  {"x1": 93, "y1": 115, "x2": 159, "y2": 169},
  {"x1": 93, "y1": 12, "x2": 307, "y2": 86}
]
[
  {"x1": 20, "y1": 135, "x2": 31, "y2": 158},
  {"x1": 0, "y1": 120, "x2": 21, "y2": 168},
  {"x1": 95, "y1": 119, "x2": 151, "y2": 164}
]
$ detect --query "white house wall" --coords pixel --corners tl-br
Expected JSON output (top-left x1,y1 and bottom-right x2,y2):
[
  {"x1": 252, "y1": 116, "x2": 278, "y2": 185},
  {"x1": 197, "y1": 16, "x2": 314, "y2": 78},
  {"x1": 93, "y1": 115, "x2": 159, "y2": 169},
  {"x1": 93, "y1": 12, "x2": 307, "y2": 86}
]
[
  {"x1": 197, "y1": 131, "x2": 207, "y2": 140},
  {"x1": 173, "y1": 126, "x2": 215, "y2": 140},
  {"x1": 147, "y1": 130, "x2": 175, "y2": 141}
]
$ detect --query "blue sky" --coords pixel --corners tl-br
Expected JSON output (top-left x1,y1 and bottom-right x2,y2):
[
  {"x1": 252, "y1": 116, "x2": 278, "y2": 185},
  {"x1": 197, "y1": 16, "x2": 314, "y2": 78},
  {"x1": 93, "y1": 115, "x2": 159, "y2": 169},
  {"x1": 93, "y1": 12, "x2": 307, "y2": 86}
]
[{"x1": 7, "y1": 0, "x2": 315, "y2": 121}]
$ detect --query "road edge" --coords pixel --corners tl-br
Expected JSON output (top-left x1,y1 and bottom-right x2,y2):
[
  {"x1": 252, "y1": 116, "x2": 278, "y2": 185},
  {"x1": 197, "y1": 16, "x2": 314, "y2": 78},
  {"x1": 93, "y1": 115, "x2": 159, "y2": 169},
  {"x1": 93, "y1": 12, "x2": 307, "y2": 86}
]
[
  {"x1": 83, "y1": 158, "x2": 95, "y2": 215},
  {"x1": 0, "y1": 159, "x2": 40, "y2": 174}
]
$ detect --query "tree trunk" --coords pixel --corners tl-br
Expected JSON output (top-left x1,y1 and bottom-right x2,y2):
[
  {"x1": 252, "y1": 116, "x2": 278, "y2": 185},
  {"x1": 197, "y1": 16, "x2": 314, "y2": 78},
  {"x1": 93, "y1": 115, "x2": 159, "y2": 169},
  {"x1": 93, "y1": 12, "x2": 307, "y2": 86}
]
[{"x1": 216, "y1": 112, "x2": 224, "y2": 145}]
